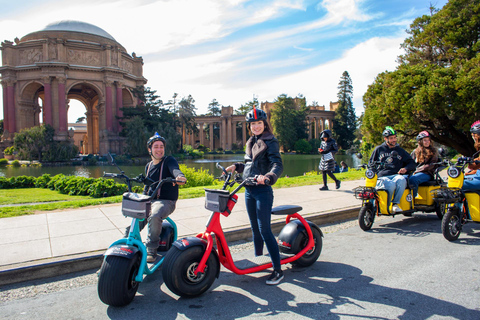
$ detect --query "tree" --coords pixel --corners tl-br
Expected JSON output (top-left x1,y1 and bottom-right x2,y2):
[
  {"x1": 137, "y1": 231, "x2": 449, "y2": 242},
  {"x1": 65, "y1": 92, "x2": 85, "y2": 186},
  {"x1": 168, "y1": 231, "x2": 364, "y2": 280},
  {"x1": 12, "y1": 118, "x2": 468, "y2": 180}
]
[
  {"x1": 362, "y1": 0, "x2": 480, "y2": 156},
  {"x1": 0, "y1": 119, "x2": 4, "y2": 136},
  {"x1": 207, "y1": 99, "x2": 221, "y2": 116},
  {"x1": 270, "y1": 94, "x2": 308, "y2": 152},
  {"x1": 334, "y1": 71, "x2": 356, "y2": 150},
  {"x1": 235, "y1": 97, "x2": 259, "y2": 115},
  {"x1": 119, "y1": 86, "x2": 180, "y2": 155},
  {"x1": 178, "y1": 95, "x2": 198, "y2": 148}
]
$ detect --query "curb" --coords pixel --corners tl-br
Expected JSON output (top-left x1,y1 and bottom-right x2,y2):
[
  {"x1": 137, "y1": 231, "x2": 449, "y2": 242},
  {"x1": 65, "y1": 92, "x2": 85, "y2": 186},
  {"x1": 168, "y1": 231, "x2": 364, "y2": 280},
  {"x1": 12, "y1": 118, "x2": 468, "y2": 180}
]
[{"x1": 0, "y1": 207, "x2": 360, "y2": 286}]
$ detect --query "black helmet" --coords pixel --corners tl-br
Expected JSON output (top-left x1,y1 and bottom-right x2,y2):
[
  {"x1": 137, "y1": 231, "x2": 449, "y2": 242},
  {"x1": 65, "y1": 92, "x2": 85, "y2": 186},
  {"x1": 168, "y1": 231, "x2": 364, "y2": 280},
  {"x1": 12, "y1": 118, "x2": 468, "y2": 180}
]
[
  {"x1": 416, "y1": 130, "x2": 430, "y2": 141},
  {"x1": 382, "y1": 126, "x2": 397, "y2": 137},
  {"x1": 320, "y1": 129, "x2": 332, "y2": 139},
  {"x1": 471, "y1": 120, "x2": 480, "y2": 134},
  {"x1": 147, "y1": 132, "x2": 166, "y2": 149},
  {"x1": 246, "y1": 108, "x2": 267, "y2": 123}
]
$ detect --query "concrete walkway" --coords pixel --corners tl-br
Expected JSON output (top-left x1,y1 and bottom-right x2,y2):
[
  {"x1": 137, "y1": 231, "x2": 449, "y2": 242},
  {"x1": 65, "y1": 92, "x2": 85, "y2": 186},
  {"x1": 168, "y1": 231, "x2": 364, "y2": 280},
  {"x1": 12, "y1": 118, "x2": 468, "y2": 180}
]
[{"x1": 0, "y1": 180, "x2": 363, "y2": 285}]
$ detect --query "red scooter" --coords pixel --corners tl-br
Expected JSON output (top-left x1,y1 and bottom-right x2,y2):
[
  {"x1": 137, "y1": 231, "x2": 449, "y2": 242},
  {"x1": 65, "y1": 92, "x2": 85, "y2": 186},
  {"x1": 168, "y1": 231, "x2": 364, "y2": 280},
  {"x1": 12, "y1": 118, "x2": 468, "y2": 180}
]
[{"x1": 162, "y1": 163, "x2": 323, "y2": 297}]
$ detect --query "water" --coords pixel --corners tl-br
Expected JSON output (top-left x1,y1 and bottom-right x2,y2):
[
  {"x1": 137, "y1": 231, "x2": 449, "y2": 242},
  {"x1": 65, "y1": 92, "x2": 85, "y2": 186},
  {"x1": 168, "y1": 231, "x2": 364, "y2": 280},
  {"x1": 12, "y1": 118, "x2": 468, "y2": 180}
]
[{"x1": 0, "y1": 154, "x2": 361, "y2": 178}]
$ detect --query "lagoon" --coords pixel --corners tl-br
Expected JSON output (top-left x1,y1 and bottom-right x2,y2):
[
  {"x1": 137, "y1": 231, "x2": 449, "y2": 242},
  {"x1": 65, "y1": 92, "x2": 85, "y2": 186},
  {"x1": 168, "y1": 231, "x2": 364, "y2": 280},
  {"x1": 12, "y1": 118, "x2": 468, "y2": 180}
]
[{"x1": 0, "y1": 154, "x2": 361, "y2": 179}]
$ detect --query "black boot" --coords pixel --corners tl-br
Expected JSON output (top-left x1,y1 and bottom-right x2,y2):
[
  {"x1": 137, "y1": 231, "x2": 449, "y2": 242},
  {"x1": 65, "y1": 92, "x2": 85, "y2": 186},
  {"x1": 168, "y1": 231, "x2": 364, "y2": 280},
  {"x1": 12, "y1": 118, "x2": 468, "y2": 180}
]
[{"x1": 319, "y1": 185, "x2": 328, "y2": 190}]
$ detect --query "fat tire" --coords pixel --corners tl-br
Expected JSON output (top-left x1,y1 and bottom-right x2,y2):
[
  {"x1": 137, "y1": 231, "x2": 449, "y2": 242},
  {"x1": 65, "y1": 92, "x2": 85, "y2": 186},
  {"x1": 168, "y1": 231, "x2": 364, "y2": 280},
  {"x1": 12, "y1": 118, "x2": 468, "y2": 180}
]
[
  {"x1": 162, "y1": 246, "x2": 218, "y2": 297},
  {"x1": 97, "y1": 253, "x2": 141, "y2": 307},
  {"x1": 435, "y1": 203, "x2": 446, "y2": 220},
  {"x1": 358, "y1": 205, "x2": 375, "y2": 231},
  {"x1": 292, "y1": 227, "x2": 323, "y2": 267},
  {"x1": 442, "y1": 207, "x2": 462, "y2": 241}
]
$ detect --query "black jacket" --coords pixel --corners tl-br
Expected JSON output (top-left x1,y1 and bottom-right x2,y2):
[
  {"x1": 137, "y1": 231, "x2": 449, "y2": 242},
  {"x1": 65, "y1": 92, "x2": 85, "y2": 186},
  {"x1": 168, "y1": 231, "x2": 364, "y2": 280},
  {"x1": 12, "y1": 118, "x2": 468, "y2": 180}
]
[
  {"x1": 369, "y1": 142, "x2": 415, "y2": 178},
  {"x1": 143, "y1": 156, "x2": 185, "y2": 201},
  {"x1": 318, "y1": 138, "x2": 338, "y2": 171},
  {"x1": 235, "y1": 132, "x2": 283, "y2": 185}
]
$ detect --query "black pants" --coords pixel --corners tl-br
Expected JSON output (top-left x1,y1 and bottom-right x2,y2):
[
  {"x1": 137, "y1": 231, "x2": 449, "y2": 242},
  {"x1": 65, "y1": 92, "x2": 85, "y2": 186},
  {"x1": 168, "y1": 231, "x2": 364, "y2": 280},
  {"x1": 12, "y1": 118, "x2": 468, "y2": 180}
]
[{"x1": 322, "y1": 171, "x2": 338, "y2": 186}]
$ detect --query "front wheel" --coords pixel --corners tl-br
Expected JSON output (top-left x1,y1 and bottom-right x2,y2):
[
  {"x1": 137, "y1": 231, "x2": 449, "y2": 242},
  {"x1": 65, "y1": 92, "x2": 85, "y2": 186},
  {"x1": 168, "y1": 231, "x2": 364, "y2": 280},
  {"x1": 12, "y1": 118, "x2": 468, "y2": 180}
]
[
  {"x1": 358, "y1": 205, "x2": 375, "y2": 231},
  {"x1": 442, "y1": 207, "x2": 462, "y2": 241},
  {"x1": 162, "y1": 246, "x2": 219, "y2": 297},
  {"x1": 292, "y1": 227, "x2": 323, "y2": 267},
  {"x1": 97, "y1": 253, "x2": 141, "y2": 307}
]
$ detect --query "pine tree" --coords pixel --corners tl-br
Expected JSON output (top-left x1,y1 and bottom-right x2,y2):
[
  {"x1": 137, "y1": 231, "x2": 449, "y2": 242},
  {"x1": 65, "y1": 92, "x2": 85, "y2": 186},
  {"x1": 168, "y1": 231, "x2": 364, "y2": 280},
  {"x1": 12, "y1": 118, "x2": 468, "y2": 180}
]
[{"x1": 334, "y1": 71, "x2": 356, "y2": 150}]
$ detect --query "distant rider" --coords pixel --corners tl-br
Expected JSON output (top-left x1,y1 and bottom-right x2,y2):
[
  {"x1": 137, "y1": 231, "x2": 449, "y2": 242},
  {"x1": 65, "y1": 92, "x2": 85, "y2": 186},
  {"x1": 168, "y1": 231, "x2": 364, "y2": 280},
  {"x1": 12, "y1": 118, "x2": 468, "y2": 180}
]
[
  {"x1": 369, "y1": 126, "x2": 415, "y2": 213},
  {"x1": 408, "y1": 131, "x2": 439, "y2": 198}
]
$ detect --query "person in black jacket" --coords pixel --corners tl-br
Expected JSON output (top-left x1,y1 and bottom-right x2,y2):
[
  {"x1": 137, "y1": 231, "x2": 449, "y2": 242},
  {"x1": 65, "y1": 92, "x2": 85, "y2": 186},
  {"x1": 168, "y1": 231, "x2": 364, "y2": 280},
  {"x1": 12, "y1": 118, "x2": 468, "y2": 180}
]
[
  {"x1": 125, "y1": 133, "x2": 186, "y2": 263},
  {"x1": 369, "y1": 126, "x2": 415, "y2": 213},
  {"x1": 318, "y1": 129, "x2": 341, "y2": 190},
  {"x1": 226, "y1": 108, "x2": 284, "y2": 285}
]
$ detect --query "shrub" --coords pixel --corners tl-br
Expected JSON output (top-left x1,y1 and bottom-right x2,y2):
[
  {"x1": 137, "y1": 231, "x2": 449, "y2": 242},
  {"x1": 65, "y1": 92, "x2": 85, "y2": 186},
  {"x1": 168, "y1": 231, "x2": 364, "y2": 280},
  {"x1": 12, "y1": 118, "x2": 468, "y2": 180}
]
[
  {"x1": 0, "y1": 158, "x2": 8, "y2": 166},
  {"x1": 4, "y1": 146, "x2": 14, "y2": 155},
  {"x1": 87, "y1": 178, "x2": 127, "y2": 198},
  {"x1": 15, "y1": 175, "x2": 36, "y2": 188},
  {"x1": 179, "y1": 164, "x2": 215, "y2": 188},
  {"x1": 0, "y1": 177, "x2": 7, "y2": 188},
  {"x1": 35, "y1": 174, "x2": 52, "y2": 188},
  {"x1": 11, "y1": 160, "x2": 21, "y2": 167}
]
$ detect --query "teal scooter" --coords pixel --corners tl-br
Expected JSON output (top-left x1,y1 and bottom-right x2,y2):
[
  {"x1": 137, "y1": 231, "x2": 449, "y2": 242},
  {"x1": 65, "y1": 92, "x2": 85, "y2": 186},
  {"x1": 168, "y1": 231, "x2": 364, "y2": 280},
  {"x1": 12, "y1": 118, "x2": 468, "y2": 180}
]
[{"x1": 97, "y1": 155, "x2": 179, "y2": 307}]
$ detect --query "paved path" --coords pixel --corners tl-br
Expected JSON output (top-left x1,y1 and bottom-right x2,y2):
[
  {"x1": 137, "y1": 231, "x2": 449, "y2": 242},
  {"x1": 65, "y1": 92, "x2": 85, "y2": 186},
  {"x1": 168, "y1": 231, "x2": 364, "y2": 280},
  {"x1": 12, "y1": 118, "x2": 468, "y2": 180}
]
[{"x1": 0, "y1": 180, "x2": 363, "y2": 285}]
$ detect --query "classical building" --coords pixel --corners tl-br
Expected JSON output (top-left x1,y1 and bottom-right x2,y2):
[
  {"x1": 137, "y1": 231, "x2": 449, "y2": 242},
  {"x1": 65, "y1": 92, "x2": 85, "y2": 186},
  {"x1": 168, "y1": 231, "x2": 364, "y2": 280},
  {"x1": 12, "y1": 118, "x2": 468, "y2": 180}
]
[{"x1": 0, "y1": 20, "x2": 146, "y2": 155}]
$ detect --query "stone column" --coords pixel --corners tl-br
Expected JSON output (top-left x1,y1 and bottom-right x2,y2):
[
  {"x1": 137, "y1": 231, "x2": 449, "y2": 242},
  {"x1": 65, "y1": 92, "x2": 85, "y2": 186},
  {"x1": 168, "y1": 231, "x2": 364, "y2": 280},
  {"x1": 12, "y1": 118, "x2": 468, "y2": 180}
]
[
  {"x1": 227, "y1": 117, "x2": 232, "y2": 150},
  {"x1": 209, "y1": 122, "x2": 214, "y2": 150},
  {"x1": 105, "y1": 80, "x2": 113, "y2": 132},
  {"x1": 116, "y1": 82, "x2": 123, "y2": 132},
  {"x1": 57, "y1": 77, "x2": 67, "y2": 132},
  {"x1": 42, "y1": 76, "x2": 53, "y2": 126},
  {"x1": 7, "y1": 80, "x2": 16, "y2": 133},
  {"x1": 199, "y1": 122, "x2": 204, "y2": 146},
  {"x1": 1, "y1": 81, "x2": 9, "y2": 133},
  {"x1": 242, "y1": 121, "x2": 246, "y2": 146}
]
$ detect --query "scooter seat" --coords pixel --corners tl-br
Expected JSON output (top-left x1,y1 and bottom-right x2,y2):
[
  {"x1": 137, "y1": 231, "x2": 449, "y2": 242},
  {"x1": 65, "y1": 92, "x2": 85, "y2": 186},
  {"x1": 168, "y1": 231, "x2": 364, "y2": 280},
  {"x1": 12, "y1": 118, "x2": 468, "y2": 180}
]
[
  {"x1": 419, "y1": 181, "x2": 440, "y2": 187},
  {"x1": 271, "y1": 205, "x2": 303, "y2": 215}
]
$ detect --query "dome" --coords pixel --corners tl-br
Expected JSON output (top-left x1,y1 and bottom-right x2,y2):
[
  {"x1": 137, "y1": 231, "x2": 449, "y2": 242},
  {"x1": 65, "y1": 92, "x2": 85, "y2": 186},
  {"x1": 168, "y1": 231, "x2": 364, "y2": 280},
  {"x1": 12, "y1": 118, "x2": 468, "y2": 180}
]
[{"x1": 41, "y1": 20, "x2": 116, "y2": 41}]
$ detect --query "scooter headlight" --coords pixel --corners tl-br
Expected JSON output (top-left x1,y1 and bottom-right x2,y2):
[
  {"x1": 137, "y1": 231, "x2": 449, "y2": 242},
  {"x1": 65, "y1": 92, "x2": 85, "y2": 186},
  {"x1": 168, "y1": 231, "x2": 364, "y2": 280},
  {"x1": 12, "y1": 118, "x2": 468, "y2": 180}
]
[
  {"x1": 447, "y1": 167, "x2": 460, "y2": 179},
  {"x1": 365, "y1": 169, "x2": 375, "y2": 179}
]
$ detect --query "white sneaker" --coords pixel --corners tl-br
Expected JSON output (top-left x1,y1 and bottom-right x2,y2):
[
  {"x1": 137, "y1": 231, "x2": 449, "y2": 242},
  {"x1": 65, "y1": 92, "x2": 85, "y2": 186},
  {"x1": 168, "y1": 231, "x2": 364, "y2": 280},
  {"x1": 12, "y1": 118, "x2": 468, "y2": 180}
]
[{"x1": 392, "y1": 204, "x2": 403, "y2": 213}]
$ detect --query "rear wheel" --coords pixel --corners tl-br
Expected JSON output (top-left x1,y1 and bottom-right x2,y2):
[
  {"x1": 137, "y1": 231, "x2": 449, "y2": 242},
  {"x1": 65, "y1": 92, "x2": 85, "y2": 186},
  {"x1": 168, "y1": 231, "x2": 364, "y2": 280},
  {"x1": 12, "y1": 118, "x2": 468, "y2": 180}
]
[
  {"x1": 162, "y1": 246, "x2": 219, "y2": 297},
  {"x1": 358, "y1": 205, "x2": 375, "y2": 231},
  {"x1": 442, "y1": 207, "x2": 462, "y2": 241},
  {"x1": 97, "y1": 253, "x2": 141, "y2": 307},
  {"x1": 292, "y1": 227, "x2": 323, "y2": 267}
]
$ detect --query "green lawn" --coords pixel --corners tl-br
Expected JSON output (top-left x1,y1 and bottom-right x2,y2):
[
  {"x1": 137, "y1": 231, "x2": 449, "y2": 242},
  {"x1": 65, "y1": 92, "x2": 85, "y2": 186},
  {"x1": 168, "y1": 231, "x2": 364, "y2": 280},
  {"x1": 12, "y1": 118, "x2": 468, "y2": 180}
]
[{"x1": 0, "y1": 169, "x2": 365, "y2": 218}]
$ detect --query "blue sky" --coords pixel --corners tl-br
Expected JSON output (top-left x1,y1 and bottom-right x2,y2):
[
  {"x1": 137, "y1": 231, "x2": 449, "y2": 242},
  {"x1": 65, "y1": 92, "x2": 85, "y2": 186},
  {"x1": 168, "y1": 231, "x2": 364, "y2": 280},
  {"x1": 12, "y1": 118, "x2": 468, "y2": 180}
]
[{"x1": 0, "y1": 0, "x2": 449, "y2": 122}]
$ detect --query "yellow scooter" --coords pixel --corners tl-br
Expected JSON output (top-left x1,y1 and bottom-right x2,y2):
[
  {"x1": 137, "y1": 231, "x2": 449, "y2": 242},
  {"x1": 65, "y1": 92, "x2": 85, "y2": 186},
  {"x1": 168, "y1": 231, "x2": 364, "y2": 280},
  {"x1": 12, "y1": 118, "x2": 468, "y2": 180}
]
[
  {"x1": 354, "y1": 152, "x2": 447, "y2": 231},
  {"x1": 432, "y1": 153, "x2": 480, "y2": 241}
]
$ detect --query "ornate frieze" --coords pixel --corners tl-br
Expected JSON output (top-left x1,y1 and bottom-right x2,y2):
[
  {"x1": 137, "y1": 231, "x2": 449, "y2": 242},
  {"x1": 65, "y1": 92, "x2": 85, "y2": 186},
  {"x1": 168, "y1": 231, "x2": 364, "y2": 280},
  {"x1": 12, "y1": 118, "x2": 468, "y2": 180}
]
[
  {"x1": 19, "y1": 48, "x2": 43, "y2": 64},
  {"x1": 67, "y1": 49, "x2": 101, "y2": 66}
]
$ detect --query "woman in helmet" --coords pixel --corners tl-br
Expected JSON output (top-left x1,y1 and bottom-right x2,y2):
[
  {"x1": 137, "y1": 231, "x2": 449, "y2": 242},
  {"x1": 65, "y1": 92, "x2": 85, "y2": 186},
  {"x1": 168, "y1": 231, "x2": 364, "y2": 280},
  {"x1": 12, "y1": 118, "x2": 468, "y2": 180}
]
[
  {"x1": 408, "y1": 131, "x2": 439, "y2": 198},
  {"x1": 463, "y1": 120, "x2": 480, "y2": 190},
  {"x1": 318, "y1": 129, "x2": 341, "y2": 190},
  {"x1": 225, "y1": 108, "x2": 284, "y2": 285}
]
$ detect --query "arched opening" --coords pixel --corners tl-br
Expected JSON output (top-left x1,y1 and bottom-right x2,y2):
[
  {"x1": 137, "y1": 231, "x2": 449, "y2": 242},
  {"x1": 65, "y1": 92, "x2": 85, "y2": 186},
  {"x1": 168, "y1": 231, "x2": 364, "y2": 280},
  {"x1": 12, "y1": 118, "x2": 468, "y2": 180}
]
[
  {"x1": 19, "y1": 82, "x2": 44, "y2": 130},
  {"x1": 67, "y1": 83, "x2": 101, "y2": 154}
]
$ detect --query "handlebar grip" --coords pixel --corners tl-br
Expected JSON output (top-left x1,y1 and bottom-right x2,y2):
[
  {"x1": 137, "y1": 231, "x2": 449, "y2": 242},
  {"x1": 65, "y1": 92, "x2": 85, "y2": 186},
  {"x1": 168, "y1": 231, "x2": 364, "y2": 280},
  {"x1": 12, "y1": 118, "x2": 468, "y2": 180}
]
[{"x1": 264, "y1": 178, "x2": 271, "y2": 186}]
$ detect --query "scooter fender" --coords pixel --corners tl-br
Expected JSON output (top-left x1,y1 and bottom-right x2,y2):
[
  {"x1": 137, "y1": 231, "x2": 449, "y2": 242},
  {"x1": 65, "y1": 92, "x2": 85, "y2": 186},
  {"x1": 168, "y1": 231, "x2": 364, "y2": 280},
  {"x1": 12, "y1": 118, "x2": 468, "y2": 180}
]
[
  {"x1": 172, "y1": 237, "x2": 220, "y2": 278},
  {"x1": 104, "y1": 244, "x2": 139, "y2": 260},
  {"x1": 277, "y1": 220, "x2": 323, "y2": 255},
  {"x1": 158, "y1": 221, "x2": 174, "y2": 251}
]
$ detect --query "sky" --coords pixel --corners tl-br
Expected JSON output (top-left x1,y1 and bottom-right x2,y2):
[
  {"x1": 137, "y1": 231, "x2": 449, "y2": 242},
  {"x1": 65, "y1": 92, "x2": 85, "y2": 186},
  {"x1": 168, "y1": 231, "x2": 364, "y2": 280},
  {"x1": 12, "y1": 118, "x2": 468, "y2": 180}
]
[{"x1": 0, "y1": 0, "x2": 449, "y2": 123}]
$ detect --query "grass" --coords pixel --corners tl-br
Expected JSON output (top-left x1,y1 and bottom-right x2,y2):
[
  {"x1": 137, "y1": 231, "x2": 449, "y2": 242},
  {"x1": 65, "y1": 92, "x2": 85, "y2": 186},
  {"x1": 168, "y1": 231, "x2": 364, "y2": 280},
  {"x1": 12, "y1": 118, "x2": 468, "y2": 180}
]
[{"x1": 0, "y1": 169, "x2": 365, "y2": 218}]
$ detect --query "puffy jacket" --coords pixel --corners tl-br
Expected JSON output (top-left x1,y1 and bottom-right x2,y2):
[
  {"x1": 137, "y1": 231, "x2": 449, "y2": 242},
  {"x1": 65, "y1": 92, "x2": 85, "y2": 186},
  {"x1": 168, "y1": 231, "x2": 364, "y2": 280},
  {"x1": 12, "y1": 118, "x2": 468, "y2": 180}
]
[
  {"x1": 410, "y1": 147, "x2": 439, "y2": 177},
  {"x1": 234, "y1": 132, "x2": 283, "y2": 185},
  {"x1": 318, "y1": 138, "x2": 338, "y2": 171}
]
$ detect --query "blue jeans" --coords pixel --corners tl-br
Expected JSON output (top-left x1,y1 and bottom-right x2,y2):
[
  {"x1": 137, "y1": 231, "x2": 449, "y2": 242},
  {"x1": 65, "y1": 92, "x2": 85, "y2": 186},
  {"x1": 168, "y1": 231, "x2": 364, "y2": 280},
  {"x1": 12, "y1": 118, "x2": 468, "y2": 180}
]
[
  {"x1": 245, "y1": 185, "x2": 281, "y2": 271},
  {"x1": 463, "y1": 170, "x2": 480, "y2": 191},
  {"x1": 376, "y1": 174, "x2": 407, "y2": 204},
  {"x1": 408, "y1": 172, "x2": 432, "y2": 197}
]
